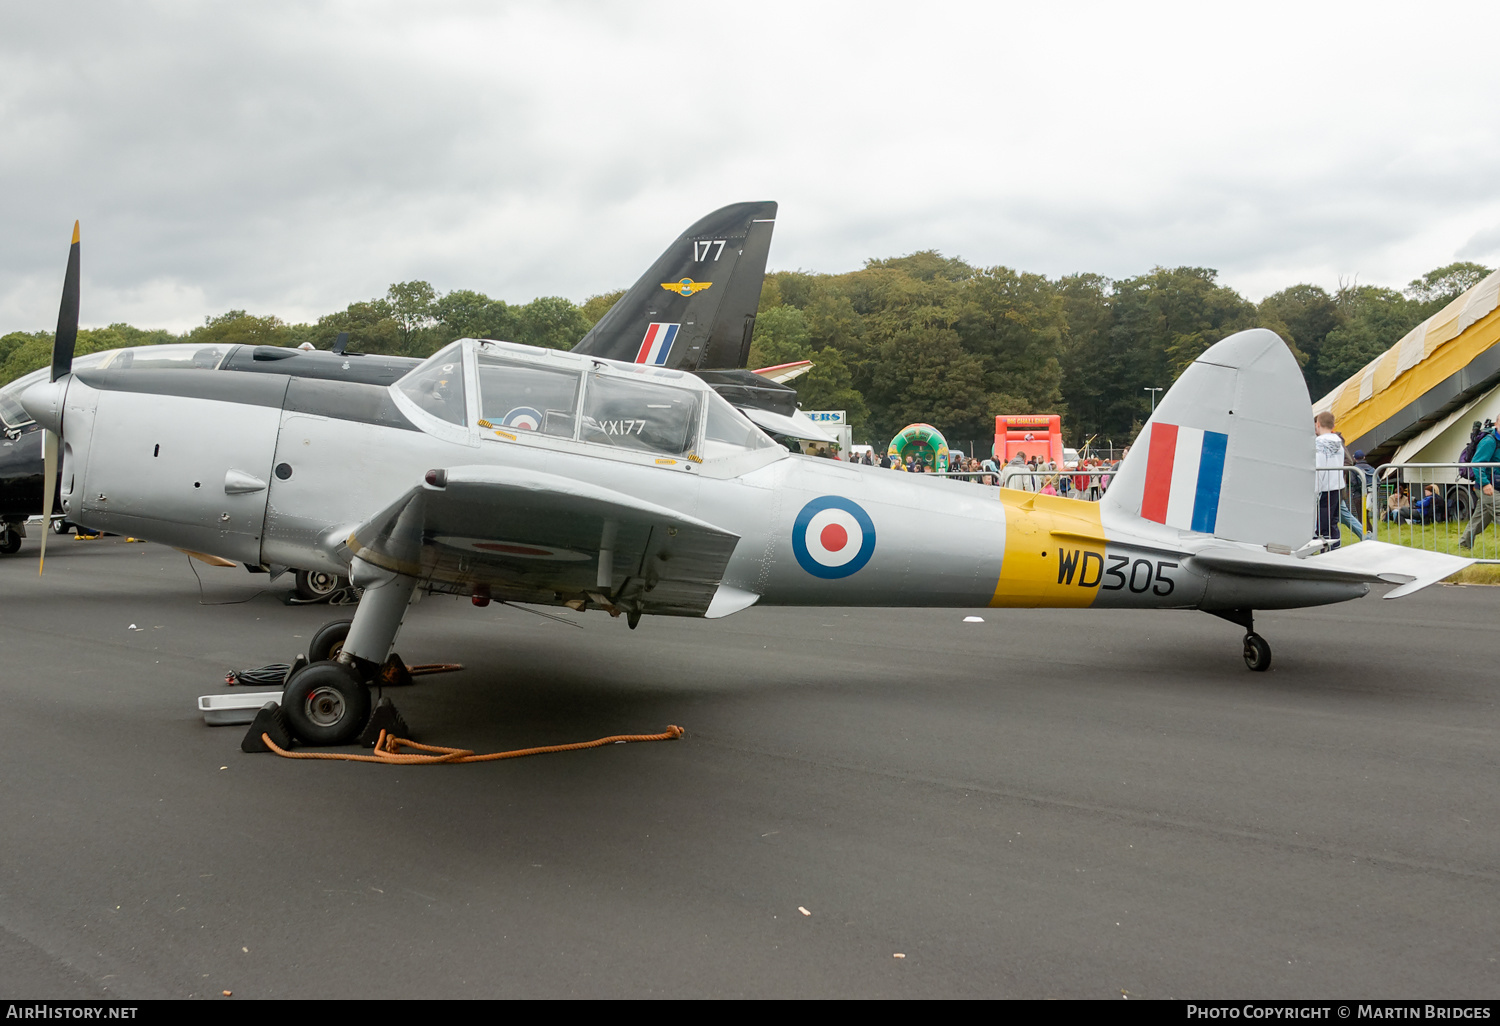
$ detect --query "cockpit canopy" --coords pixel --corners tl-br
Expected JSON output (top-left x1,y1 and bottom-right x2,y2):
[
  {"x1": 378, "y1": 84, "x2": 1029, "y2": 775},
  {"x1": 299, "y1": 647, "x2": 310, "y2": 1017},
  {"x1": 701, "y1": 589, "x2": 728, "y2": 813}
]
[{"x1": 393, "y1": 338, "x2": 780, "y2": 461}]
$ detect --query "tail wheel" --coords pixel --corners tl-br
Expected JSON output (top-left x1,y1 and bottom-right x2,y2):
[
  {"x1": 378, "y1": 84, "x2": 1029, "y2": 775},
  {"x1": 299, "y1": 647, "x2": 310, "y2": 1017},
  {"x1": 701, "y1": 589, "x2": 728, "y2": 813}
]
[
  {"x1": 281, "y1": 661, "x2": 370, "y2": 746},
  {"x1": 1243, "y1": 632, "x2": 1272, "y2": 672},
  {"x1": 295, "y1": 569, "x2": 347, "y2": 601},
  {"x1": 308, "y1": 619, "x2": 354, "y2": 664}
]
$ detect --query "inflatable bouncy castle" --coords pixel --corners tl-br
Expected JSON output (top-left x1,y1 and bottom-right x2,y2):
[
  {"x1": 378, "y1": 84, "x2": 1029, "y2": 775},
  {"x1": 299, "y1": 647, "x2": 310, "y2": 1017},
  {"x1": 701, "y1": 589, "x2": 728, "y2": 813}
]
[
  {"x1": 994, "y1": 414, "x2": 1063, "y2": 465},
  {"x1": 888, "y1": 423, "x2": 950, "y2": 471}
]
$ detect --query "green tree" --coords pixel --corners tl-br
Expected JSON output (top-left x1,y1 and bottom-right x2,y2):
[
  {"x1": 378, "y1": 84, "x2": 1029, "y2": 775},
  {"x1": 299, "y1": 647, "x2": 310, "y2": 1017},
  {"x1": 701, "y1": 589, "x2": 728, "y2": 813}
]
[
  {"x1": 386, "y1": 281, "x2": 437, "y2": 354},
  {"x1": 515, "y1": 296, "x2": 591, "y2": 351},
  {"x1": 433, "y1": 289, "x2": 522, "y2": 343},
  {"x1": 1315, "y1": 284, "x2": 1421, "y2": 390},
  {"x1": 1405, "y1": 261, "x2": 1493, "y2": 308},
  {"x1": 580, "y1": 290, "x2": 625, "y2": 325},
  {"x1": 747, "y1": 304, "x2": 812, "y2": 368}
]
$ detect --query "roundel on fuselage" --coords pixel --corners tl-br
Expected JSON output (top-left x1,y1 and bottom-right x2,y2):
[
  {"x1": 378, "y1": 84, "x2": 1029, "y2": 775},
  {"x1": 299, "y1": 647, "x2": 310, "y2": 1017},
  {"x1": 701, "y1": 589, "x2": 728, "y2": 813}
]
[{"x1": 792, "y1": 496, "x2": 876, "y2": 579}]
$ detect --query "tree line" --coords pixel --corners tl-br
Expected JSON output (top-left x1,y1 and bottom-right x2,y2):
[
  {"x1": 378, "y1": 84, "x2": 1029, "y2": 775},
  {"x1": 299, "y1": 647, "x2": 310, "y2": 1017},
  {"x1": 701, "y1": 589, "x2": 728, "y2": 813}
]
[{"x1": 1, "y1": 256, "x2": 1489, "y2": 452}]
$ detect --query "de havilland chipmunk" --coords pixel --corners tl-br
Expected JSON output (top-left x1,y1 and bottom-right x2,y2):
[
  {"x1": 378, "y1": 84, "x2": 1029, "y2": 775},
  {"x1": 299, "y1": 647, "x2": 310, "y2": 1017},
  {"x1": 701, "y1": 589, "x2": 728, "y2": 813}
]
[
  {"x1": 18, "y1": 219, "x2": 1471, "y2": 746},
  {"x1": 0, "y1": 202, "x2": 824, "y2": 597}
]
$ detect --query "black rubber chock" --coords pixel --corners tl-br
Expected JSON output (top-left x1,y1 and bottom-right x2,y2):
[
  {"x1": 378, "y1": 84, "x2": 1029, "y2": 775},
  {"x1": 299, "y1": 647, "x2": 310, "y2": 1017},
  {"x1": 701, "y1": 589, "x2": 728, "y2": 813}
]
[
  {"x1": 358, "y1": 697, "x2": 410, "y2": 748},
  {"x1": 376, "y1": 653, "x2": 414, "y2": 688},
  {"x1": 241, "y1": 703, "x2": 295, "y2": 754}
]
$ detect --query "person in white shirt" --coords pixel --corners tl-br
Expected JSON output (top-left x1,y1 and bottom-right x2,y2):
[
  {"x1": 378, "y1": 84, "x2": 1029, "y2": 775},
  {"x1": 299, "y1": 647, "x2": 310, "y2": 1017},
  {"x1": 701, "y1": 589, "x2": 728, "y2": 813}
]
[{"x1": 1314, "y1": 411, "x2": 1345, "y2": 550}]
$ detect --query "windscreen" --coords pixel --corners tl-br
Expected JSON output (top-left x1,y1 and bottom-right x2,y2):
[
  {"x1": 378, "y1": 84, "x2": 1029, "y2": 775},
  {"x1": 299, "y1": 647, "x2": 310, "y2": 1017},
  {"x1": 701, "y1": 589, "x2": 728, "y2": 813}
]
[{"x1": 396, "y1": 342, "x2": 467, "y2": 426}]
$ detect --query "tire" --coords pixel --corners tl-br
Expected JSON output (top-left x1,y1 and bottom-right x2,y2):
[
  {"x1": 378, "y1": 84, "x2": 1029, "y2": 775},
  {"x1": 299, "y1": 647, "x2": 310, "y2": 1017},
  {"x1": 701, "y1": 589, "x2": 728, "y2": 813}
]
[
  {"x1": 295, "y1": 568, "x2": 346, "y2": 601},
  {"x1": 51, "y1": 519, "x2": 72, "y2": 536},
  {"x1": 0, "y1": 528, "x2": 21, "y2": 555},
  {"x1": 308, "y1": 619, "x2": 354, "y2": 664},
  {"x1": 281, "y1": 661, "x2": 370, "y2": 746},
  {"x1": 1243, "y1": 632, "x2": 1272, "y2": 672}
]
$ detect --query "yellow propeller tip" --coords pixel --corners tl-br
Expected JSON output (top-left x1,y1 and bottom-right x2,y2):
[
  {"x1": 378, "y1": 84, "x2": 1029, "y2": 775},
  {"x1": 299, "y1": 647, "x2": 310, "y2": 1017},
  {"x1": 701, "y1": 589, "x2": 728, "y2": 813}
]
[{"x1": 71, "y1": 221, "x2": 80, "y2": 244}]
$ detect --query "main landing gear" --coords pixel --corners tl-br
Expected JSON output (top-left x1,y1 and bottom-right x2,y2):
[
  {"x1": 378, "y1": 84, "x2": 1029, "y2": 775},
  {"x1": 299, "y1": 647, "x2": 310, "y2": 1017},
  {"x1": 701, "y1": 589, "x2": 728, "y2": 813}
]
[
  {"x1": 1210, "y1": 608, "x2": 1272, "y2": 672},
  {"x1": 281, "y1": 558, "x2": 416, "y2": 746}
]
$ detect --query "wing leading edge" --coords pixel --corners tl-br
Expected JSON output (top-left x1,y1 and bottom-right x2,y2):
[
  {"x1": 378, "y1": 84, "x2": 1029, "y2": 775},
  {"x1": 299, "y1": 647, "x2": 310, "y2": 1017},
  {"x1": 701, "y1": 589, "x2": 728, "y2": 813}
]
[{"x1": 345, "y1": 467, "x2": 742, "y2": 617}]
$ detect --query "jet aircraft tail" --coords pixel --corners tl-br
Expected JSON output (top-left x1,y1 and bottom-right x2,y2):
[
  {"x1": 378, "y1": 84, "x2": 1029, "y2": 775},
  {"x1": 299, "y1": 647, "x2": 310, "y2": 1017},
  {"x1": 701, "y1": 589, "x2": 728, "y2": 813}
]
[{"x1": 572, "y1": 201, "x2": 777, "y2": 372}]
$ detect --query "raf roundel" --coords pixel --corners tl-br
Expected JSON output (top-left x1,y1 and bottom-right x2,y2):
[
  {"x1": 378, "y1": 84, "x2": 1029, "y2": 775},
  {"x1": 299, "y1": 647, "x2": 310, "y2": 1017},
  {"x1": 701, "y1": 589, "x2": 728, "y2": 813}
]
[
  {"x1": 792, "y1": 496, "x2": 876, "y2": 579},
  {"x1": 502, "y1": 406, "x2": 543, "y2": 431}
]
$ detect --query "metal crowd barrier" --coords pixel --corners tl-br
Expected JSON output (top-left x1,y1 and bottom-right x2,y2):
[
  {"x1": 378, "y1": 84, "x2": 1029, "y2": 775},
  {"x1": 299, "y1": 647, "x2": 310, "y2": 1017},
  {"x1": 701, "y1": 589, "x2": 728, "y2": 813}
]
[{"x1": 1367, "y1": 462, "x2": 1500, "y2": 563}]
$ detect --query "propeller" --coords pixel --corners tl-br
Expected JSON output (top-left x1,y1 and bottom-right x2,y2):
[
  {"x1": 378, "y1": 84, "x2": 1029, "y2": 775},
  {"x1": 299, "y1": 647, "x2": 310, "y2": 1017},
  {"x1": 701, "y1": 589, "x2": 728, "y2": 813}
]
[{"x1": 39, "y1": 221, "x2": 80, "y2": 576}]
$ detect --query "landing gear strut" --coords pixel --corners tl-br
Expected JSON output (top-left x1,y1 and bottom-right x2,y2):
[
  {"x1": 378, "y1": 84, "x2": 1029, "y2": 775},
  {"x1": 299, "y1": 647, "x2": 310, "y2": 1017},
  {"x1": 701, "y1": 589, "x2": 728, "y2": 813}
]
[
  {"x1": 1209, "y1": 608, "x2": 1272, "y2": 672},
  {"x1": 280, "y1": 558, "x2": 416, "y2": 746}
]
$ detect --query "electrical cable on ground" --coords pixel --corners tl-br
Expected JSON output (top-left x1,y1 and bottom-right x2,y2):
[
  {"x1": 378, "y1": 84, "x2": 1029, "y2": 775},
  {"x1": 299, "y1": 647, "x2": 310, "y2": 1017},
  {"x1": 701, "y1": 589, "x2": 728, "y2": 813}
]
[
  {"x1": 260, "y1": 725, "x2": 684, "y2": 764},
  {"x1": 187, "y1": 556, "x2": 269, "y2": 606}
]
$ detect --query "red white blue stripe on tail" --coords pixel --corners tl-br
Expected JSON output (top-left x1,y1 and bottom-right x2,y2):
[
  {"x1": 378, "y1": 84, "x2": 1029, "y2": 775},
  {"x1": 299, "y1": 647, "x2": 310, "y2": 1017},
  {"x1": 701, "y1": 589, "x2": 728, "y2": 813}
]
[
  {"x1": 1141, "y1": 423, "x2": 1229, "y2": 533},
  {"x1": 635, "y1": 323, "x2": 679, "y2": 365}
]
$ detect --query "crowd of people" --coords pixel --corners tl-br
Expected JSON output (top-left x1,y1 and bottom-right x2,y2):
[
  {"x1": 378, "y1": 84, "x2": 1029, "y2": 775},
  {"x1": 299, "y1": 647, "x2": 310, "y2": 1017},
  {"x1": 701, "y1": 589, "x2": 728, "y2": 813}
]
[
  {"x1": 811, "y1": 443, "x2": 1124, "y2": 499},
  {"x1": 812, "y1": 413, "x2": 1499, "y2": 551}
]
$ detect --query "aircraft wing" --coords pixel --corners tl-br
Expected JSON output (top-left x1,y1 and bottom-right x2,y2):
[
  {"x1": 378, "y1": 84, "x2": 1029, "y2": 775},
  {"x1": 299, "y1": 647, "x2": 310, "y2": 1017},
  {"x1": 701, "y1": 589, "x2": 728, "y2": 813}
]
[
  {"x1": 1185, "y1": 541, "x2": 1470, "y2": 598},
  {"x1": 344, "y1": 467, "x2": 742, "y2": 617}
]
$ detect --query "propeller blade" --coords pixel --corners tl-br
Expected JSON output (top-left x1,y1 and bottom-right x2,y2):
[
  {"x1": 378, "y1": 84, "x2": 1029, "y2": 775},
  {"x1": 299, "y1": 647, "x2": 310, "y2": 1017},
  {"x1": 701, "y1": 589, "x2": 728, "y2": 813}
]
[
  {"x1": 52, "y1": 221, "x2": 80, "y2": 383},
  {"x1": 40, "y1": 430, "x2": 57, "y2": 576}
]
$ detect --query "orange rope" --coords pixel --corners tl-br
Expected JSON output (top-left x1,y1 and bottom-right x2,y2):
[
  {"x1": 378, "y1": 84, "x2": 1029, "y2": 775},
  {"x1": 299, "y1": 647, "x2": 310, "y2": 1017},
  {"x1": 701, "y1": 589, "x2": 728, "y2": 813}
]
[{"x1": 261, "y1": 725, "x2": 684, "y2": 764}]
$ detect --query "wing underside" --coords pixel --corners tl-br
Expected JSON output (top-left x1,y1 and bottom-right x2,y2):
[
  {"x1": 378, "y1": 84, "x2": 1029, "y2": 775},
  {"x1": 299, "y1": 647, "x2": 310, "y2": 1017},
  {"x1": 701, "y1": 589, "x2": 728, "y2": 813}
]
[{"x1": 345, "y1": 467, "x2": 742, "y2": 617}]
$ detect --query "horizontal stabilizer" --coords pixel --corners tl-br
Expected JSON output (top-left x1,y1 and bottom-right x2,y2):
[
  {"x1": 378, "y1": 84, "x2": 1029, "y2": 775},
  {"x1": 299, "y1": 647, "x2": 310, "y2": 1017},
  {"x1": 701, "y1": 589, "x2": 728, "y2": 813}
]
[
  {"x1": 742, "y1": 406, "x2": 837, "y2": 443},
  {"x1": 1186, "y1": 540, "x2": 1471, "y2": 599},
  {"x1": 1303, "y1": 540, "x2": 1471, "y2": 599},
  {"x1": 1185, "y1": 545, "x2": 1383, "y2": 585}
]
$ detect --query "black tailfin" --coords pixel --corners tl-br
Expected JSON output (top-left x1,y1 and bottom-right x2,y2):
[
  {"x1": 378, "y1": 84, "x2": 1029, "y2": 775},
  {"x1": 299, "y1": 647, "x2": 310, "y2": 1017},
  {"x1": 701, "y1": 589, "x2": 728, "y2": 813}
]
[{"x1": 572, "y1": 201, "x2": 777, "y2": 371}]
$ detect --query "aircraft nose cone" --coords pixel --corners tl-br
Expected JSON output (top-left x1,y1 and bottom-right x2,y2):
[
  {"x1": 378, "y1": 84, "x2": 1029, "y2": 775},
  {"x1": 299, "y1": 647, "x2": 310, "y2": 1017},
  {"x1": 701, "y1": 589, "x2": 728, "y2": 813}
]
[{"x1": 19, "y1": 379, "x2": 67, "y2": 435}]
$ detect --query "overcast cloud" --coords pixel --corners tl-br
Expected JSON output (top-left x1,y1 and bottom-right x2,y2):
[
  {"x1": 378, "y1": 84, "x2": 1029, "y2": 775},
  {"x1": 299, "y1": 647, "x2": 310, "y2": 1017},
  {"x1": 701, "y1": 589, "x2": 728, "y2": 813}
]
[{"x1": 3, "y1": 0, "x2": 1499, "y2": 332}]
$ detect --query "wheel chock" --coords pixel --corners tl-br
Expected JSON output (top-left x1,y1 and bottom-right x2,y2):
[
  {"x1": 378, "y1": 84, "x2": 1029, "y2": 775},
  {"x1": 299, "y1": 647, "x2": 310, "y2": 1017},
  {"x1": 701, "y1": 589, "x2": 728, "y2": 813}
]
[
  {"x1": 283, "y1": 654, "x2": 308, "y2": 685},
  {"x1": 358, "y1": 697, "x2": 410, "y2": 748},
  {"x1": 241, "y1": 703, "x2": 296, "y2": 754},
  {"x1": 376, "y1": 653, "x2": 415, "y2": 688}
]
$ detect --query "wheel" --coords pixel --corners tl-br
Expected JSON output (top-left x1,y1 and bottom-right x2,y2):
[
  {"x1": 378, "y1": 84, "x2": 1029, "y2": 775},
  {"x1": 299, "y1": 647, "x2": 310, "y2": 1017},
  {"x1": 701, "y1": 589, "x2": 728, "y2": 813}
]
[
  {"x1": 308, "y1": 619, "x2": 354, "y2": 664},
  {"x1": 281, "y1": 661, "x2": 370, "y2": 746},
  {"x1": 0, "y1": 528, "x2": 20, "y2": 555},
  {"x1": 295, "y1": 568, "x2": 347, "y2": 601},
  {"x1": 1243, "y1": 632, "x2": 1272, "y2": 672},
  {"x1": 51, "y1": 519, "x2": 72, "y2": 535}
]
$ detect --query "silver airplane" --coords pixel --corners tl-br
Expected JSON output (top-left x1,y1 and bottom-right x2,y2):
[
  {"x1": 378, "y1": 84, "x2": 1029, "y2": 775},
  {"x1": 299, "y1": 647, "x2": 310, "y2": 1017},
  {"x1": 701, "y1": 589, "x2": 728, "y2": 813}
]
[{"x1": 21, "y1": 224, "x2": 1471, "y2": 746}]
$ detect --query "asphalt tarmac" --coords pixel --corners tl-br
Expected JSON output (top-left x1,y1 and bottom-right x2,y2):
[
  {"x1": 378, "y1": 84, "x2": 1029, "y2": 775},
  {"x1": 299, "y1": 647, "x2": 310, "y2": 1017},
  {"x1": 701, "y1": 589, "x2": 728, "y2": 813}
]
[{"x1": 1, "y1": 536, "x2": 1497, "y2": 999}]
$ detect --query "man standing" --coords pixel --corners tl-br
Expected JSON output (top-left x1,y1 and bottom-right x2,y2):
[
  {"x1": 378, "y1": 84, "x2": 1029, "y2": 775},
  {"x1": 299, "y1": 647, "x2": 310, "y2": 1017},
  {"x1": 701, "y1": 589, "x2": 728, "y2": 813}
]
[
  {"x1": 1315, "y1": 412, "x2": 1345, "y2": 550},
  {"x1": 1460, "y1": 423, "x2": 1500, "y2": 550}
]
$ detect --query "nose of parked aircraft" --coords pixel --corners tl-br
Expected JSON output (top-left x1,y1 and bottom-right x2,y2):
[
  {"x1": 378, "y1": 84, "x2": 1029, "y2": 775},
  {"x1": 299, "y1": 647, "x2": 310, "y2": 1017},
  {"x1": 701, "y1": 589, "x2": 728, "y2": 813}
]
[{"x1": 20, "y1": 379, "x2": 67, "y2": 435}]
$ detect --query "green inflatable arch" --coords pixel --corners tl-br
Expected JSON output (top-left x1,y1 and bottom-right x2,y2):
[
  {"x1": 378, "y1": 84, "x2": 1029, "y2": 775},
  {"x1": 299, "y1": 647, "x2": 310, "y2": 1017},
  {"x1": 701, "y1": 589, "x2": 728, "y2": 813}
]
[{"x1": 887, "y1": 422, "x2": 951, "y2": 471}]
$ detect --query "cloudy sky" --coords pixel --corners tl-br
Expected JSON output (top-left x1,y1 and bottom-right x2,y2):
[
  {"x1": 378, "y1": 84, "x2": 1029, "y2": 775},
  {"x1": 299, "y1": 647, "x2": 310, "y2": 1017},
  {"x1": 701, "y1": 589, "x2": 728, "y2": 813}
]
[{"x1": 3, "y1": 1, "x2": 1499, "y2": 333}]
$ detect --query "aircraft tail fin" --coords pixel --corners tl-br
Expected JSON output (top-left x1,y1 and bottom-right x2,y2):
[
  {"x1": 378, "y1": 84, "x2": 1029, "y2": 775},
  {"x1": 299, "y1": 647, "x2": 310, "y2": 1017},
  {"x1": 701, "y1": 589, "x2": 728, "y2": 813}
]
[
  {"x1": 1100, "y1": 328, "x2": 1314, "y2": 551},
  {"x1": 572, "y1": 201, "x2": 777, "y2": 371}
]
